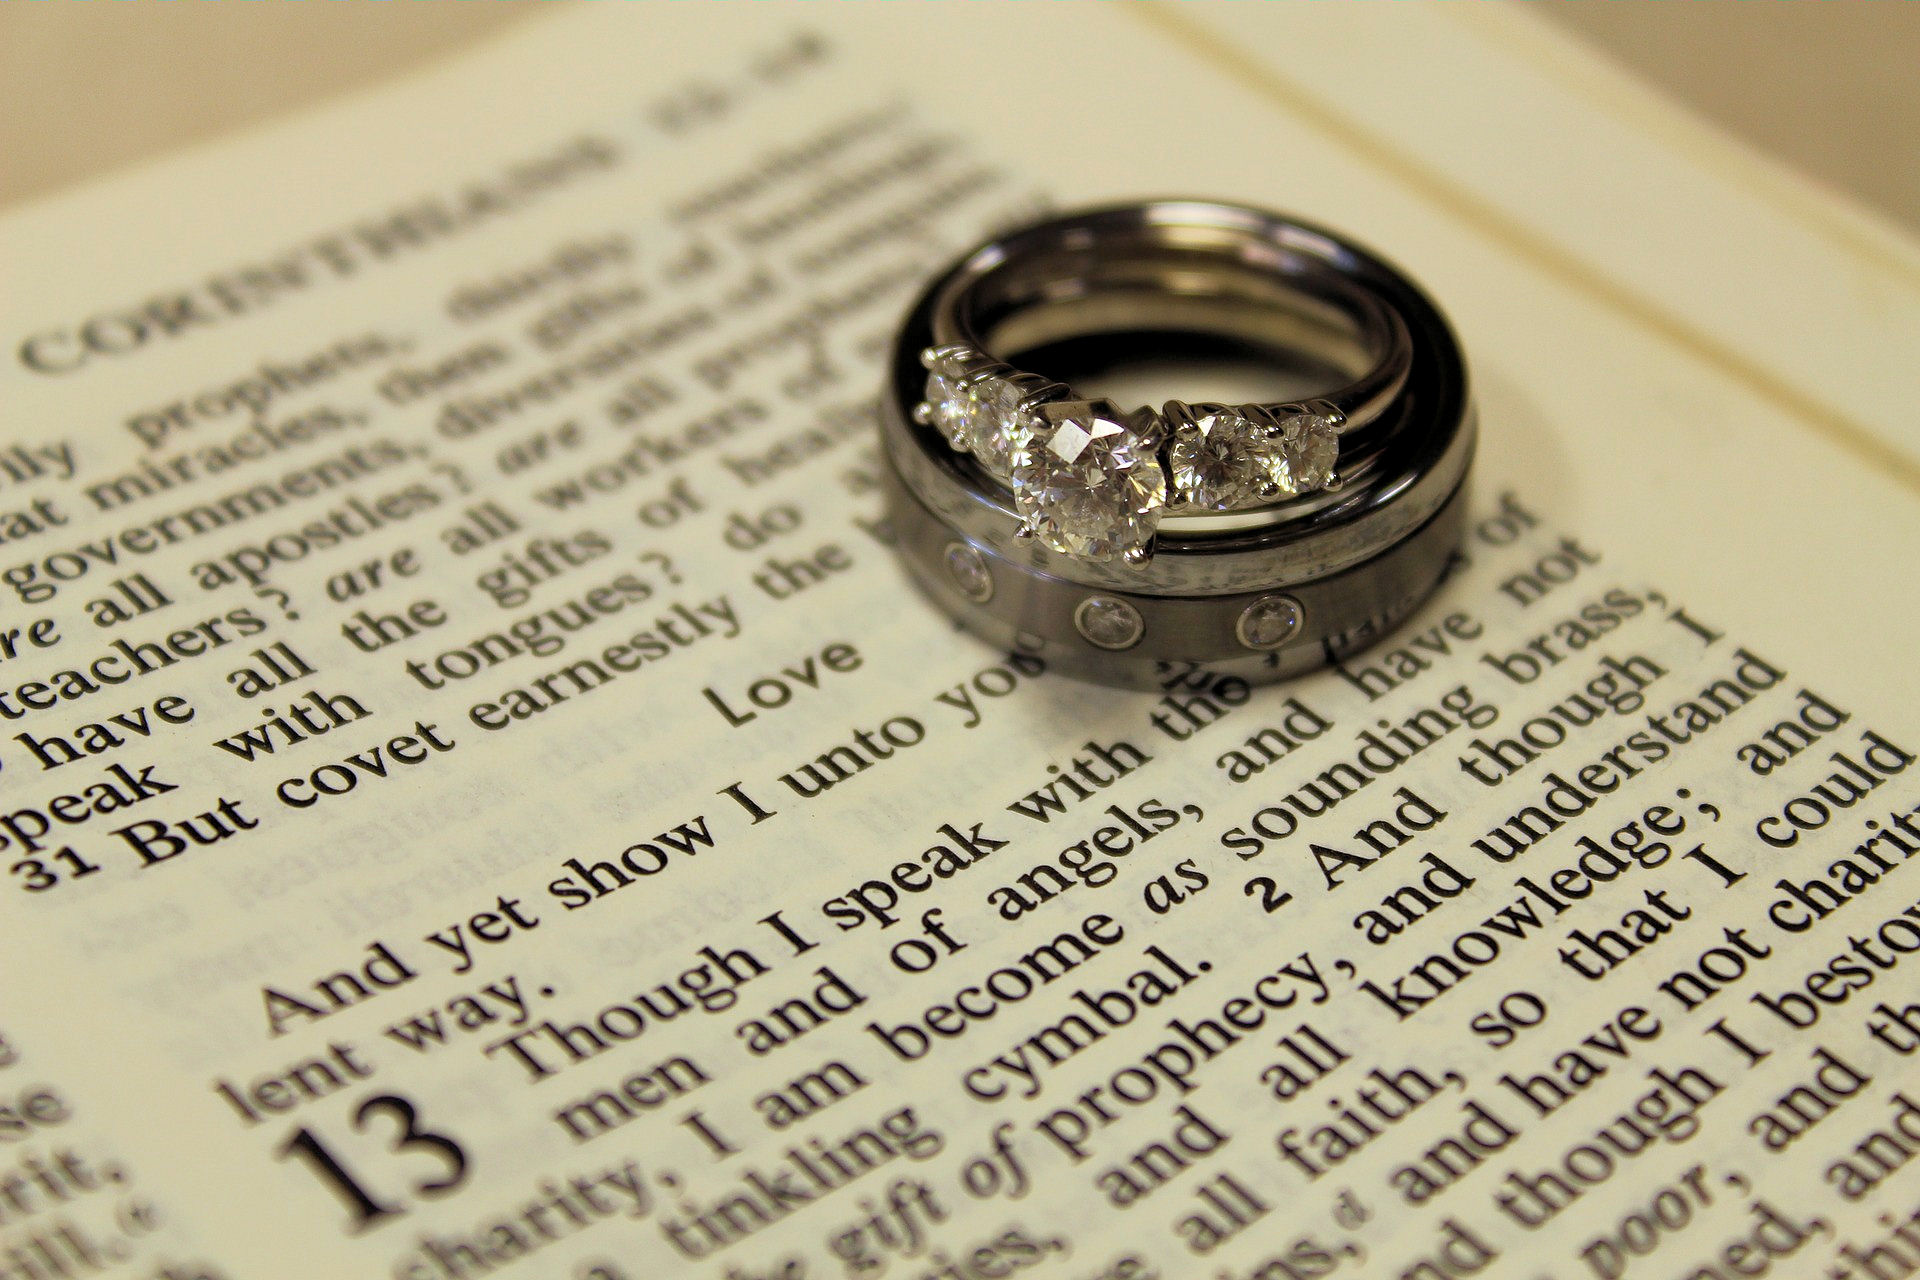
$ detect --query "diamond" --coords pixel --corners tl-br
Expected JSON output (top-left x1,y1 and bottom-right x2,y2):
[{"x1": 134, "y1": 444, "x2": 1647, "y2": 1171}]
[
  {"x1": 1260, "y1": 407, "x2": 1344, "y2": 496},
  {"x1": 1170, "y1": 409, "x2": 1268, "y2": 509},
  {"x1": 1074, "y1": 596, "x2": 1143, "y2": 650},
  {"x1": 1237, "y1": 595, "x2": 1304, "y2": 650},
  {"x1": 1010, "y1": 400, "x2": 1165, "y2": 562},
  {"x1": 963, "y1": 375, "x2": 1032, "y2": 478},
  {"x1": 943, "y1": 541, "x2": 993, "y2": 603},
  {"x1": 920, "y1": 359, "x2": 975, "y2": 450}
]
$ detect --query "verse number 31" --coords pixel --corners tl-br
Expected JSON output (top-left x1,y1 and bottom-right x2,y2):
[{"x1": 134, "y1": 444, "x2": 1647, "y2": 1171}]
[{"x1": 278, "y1": 1094, "x2": 468, "y2": 1232}]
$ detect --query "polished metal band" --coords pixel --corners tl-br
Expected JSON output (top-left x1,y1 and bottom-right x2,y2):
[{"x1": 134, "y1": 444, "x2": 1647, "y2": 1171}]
[
  {"x1": 931, "y1": 201, "x2": 1414, "y2": 461},
  {"x1": 881, "y1": 201, "x2": 1474, "y2": 688}
]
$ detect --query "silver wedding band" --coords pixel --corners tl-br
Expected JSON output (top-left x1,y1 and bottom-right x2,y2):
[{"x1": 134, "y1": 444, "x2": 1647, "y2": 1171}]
[{"x1": 880, "y1": 200, "x2": 1474, "y2": 688}]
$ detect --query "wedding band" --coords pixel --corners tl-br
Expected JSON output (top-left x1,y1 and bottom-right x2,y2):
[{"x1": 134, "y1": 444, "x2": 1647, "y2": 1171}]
[{"x1": 880, "y1": 200, "x2": 1473, "y2": 688}]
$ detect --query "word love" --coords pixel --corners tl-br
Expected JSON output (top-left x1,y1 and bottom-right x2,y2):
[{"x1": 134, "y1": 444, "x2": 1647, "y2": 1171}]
[{"x1": 701, "y1": 641, "x2": 862, "y2": 727}]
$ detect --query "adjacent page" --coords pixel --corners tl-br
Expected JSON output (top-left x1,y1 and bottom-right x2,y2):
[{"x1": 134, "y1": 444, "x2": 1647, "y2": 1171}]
[{"x1": 2, "y1": 8, "x2": 1917, "y2": 1279}]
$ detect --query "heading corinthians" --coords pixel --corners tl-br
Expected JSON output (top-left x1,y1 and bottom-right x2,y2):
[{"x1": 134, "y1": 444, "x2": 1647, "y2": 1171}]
[{"x1": 13, "y1": 135, "x2": 619, "y2": 377}]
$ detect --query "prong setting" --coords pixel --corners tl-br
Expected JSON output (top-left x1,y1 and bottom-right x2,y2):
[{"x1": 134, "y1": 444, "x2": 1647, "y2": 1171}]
[{"x1": 913, "y1": 346, "x2": 1350, "y2": 567}]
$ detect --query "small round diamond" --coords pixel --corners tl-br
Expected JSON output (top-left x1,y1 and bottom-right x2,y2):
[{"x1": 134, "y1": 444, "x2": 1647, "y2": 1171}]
[
  {"x1": 943, "y1": 542, "x2": 993, "y2": 603},
  {"x1": 1170, "y1": 410, "x2": 1267, "y2": 508},
  {"x1": 1011, "y1": 400, "x2": 1164, "y2": 562},
  {"x1": 921, "y1": 368, "x2": 972, "y2": 449},
  {"x1": 964, "y1": 376, "x2": 1032, "y2": 477},
  {"x1": 1262, "y1": 409, "x2": 1343, "y2": 495},
  {"x1": 1237, "y1": 595, "x2": 1304, "y2": 650},
  {"x1": 1075, "y1": 596, "x2": 1143, "y2": 650}
]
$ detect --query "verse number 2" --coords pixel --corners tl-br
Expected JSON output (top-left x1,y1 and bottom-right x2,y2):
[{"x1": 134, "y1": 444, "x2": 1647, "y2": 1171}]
[
  {"x1": 1244, "y1": 877, "x2": 1294, "y2": 914},
  {"x1": 278, "y1": 1094, "x2": 468, "y2": 1232}
]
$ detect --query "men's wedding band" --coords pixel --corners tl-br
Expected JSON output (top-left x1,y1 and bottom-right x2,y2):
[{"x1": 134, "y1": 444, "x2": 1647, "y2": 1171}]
[{"x1": 880, "y1": 200, "x2": 1474, "y2": 688}]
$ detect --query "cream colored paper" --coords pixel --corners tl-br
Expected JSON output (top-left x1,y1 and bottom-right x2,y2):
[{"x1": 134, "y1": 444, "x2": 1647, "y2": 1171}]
[{"x1": 1, "y1": 8, "x2": 1916, "y2": 1280}]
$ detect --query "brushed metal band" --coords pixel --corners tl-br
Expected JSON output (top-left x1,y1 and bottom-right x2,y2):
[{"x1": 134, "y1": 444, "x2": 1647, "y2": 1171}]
[{"x1": 880, "y1": 200, "x2": 1473, "y2": 688}]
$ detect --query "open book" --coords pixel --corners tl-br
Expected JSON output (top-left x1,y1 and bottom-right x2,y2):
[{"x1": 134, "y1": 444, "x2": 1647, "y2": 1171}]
[{"x1": 3, "y1": 8, "x2": 1918, "y2": 1278}]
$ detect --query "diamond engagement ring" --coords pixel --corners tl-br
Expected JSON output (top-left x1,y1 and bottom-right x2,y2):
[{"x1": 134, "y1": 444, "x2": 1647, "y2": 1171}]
[
  {"x1": 880, "y1": 200, "x2": 1474, "y2": 687},
  {"x1": 911, "y1": 202, "x2": 1415, "y2": 565}
]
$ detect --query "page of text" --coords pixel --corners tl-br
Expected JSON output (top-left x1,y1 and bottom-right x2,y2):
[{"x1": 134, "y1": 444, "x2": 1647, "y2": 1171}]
[{"x1": 2, "y1": 9, "x2": 1917, "y2": 1280}]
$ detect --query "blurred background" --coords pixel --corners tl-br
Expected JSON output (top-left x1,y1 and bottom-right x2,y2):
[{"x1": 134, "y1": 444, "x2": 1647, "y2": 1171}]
[{"x1": 1, "y1": 3, "x2": 1915, "y2": 237}]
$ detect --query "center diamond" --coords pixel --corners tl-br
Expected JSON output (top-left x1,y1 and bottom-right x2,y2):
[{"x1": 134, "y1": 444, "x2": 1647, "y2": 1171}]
[{"x1": 1010, "y1": 400, "x2": 1164, "y2": 561}]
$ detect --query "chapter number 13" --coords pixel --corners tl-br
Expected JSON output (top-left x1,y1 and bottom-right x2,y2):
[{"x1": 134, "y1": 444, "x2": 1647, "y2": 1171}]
[{"x1": 278, "y1": 1094, "x2": 468, "y2": 1232}]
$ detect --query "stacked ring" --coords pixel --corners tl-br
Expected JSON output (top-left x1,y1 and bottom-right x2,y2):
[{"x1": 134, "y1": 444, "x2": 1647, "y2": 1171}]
[{"x1": 880, "y1": 200, "x2": 1474, "y2": 688}]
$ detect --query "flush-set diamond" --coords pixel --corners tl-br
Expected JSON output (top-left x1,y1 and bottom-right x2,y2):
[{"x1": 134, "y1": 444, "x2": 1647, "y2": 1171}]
[{"x1": 915, "y1": 347, "x2": 1348, "y2": 564}]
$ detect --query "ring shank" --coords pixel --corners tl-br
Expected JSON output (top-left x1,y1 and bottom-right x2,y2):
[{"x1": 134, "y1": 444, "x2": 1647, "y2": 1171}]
[
  {"x1": 984, "y1": 288, "x2": 1381, "y2": 397},
  {"x1": 933, "y1": 202, "x2": 1417, "y2": 440}
]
